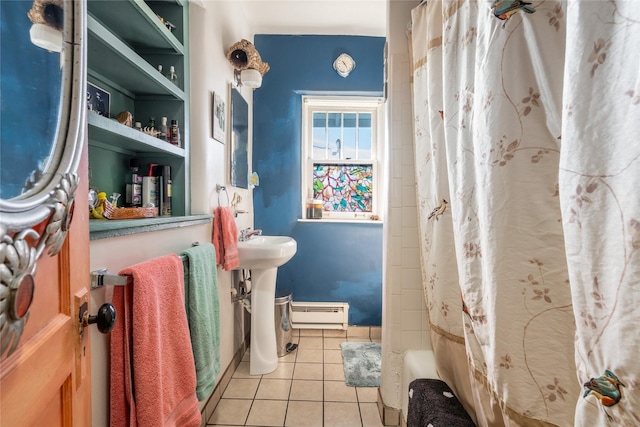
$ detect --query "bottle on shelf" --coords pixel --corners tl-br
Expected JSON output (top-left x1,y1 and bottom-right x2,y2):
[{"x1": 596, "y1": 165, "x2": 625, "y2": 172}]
[
  {"x1": 142, "y1": 163, "x2": 159, "y2": 210},
  {"x1": 125, "y1": 159, "x2": 142, "y2": 207},
  {"x1": 159, "y1": 116, "x2": 168, "y2": 141},
  {"x1": 157, "y1": 165, "x2": 172, "y2": 216},
  {"x1": 168, "y1": 66, "x2": 179, "y2": 87},
  {"x1": 157, "y1": 64, "x2": 164, "y2": 76},
  {"x1": 169, "y1": 119, "x2": 181, "y2": 147}
]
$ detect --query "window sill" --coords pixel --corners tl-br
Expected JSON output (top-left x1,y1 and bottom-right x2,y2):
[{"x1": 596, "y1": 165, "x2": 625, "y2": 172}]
[
  {"x1": 297, "y1": 218, "x2": 383, "y2": 225},
  {"x1": 89, "y1": 214, "x2": 214, "y2": 240}
]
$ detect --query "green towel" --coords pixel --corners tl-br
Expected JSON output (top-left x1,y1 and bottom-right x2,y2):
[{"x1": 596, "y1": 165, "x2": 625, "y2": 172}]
[{"x1": 180, "y1": 243, "x2": 220, "y2": 401}]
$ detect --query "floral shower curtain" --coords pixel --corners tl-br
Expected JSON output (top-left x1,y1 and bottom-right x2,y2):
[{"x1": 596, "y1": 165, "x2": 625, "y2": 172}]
[{"x1": 410, "y1": 1, "x2": 639, "y2": 426}]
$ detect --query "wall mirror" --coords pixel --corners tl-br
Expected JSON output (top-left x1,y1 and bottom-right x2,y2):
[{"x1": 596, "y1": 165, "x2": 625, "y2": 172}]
[
  {"x1": 0, "y1": 0, "x2": 86, "y2": 356},
  {"x1": 230, "y1": 87, "x2": 249, "y2": 189}
]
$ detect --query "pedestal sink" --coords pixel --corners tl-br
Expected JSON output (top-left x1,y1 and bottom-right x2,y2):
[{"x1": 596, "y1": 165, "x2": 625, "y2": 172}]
[{"x1": 237, "y1": 235, "x2": 297, "y2": 375}]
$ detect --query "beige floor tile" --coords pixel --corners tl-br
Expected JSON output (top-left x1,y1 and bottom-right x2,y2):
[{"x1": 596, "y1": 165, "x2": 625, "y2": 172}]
[
  {"x1": 324, "y1": 380, "x2": 358, "y2": 402},
  {"x1": 298, "y1": 336, "x2": 324, "y2": 349},
  {"x1": 323, "y1": 349, "x2": 343, "y2": 364},
  {"x1": 241, "y1": 349, "x2": 251, "y2": 362},
  {"x1": 278, "y1": 350, "x2": 298, "y2": 363},
  {"x1": 208, "y1": 398, "x2": 251, "y2": 425},
  {"x1": 356, "y1": 387, "x2": 378, "y2": 403},
  {"x1": 263, "y1": 362, "x2": 295, "y2": 379},
  {"x1": 221, "y1": 378, "x2": 260, "y2": 399},
  {"x1": 289, "y1": 379, "x2": 324, "y2": 401},
  {"x1": 245, "y1": 399, "x2": 287, "y2": 426},
  {"x1": 360, "y1": 402, "x2": 384, "y2": 427},
  {"x1": 293, "y1": 362, "x2": 324, "y2": 380},
  {"x1": 296, "y1": 348, "x2": 324, "y2": 363},
  {"x1": 323, "y1": 337, "x2": 345, "y2": 350},
  {"x1": 285, "y1": 401, "x2": 323, "y2": 427},
  {"x1": 324, "y1": 363, "x2": 346, "y2": 381},
  {"x1": 324, "y1": 402, "x2": 362, "y2": 426},
  {"x1": 255, "y1": 378, "x2": 292, "y2": 400},
  {"x1": 291, "y1": 328, "x2": 300, "y2": 338},
  {"x1": 299, "y1": 328, "x2": 323, "y2": 336},
  {"x1": 323, "y1": 329, "x2": 347, "y2": 338},
  {"x1": 232, "y1": 361, "x2": 257, "y2": 378}
]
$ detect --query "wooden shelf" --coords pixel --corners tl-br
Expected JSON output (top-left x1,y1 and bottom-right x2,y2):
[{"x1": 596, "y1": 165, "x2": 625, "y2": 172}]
[
  {"x1": 87, "y1": 113, "x2": 185, "y2": 157},
  {"x1": 90, "y1": 214, "x2": 213, "y2": 240},
  {"x1": 88, "y1": 0, "x2": 184, "y2": 54},
  {"x1": 87, "y1": 15, "x2": 184, "y2": 98}
]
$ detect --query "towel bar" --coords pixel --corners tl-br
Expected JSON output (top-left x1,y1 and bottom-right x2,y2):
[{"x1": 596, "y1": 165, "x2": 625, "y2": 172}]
[{"x1": 91, "y1": 254, "x2": 189, "y2": 290}]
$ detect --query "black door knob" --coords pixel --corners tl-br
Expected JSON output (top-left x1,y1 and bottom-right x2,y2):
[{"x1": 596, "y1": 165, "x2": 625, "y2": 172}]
[{"x1": 86, "y1": 303, "x2": 117, "y2": 333}]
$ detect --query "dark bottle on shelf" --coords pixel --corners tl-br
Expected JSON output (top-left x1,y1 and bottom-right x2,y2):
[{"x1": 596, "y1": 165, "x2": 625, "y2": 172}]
[
  {"x1": 169, "y1": 119, "x2": 181, "y2": 147},
  {"x1": 125, "y1": 159, "x2": 142, "y2": 207}
]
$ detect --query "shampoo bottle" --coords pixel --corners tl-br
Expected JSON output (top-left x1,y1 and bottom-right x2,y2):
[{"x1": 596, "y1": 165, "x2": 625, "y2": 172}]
[
  {"x1": 125, "y1": 159, "x2": 142, "y2": 207},
  {"x1": 142, "y1": 163, "x2": 158, "y2": 209}
]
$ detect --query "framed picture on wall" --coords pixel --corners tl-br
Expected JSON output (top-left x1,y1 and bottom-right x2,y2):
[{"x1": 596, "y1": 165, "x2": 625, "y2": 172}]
[
  {"x1": 212, "y1": 91, "x2": 226, "y2": 143},
  {"x1": 87, "y1": 82, "x2": 110, "y2": 118}
]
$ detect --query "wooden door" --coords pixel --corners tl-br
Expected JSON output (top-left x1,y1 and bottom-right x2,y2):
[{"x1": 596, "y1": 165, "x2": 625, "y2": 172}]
[{"x1": 0, "y1": 143, "x2": 91, "y2": 426}]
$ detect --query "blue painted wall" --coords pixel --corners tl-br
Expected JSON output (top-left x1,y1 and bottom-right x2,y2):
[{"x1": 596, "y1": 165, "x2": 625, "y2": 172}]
[{"x1": 252, "y1": 35, "x2": 385, "y2": 326}]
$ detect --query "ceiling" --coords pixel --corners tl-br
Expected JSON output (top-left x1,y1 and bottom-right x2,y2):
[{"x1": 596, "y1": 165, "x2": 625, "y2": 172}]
[{"x1": 237, "y1": 0, "x2": 388, "y2": 37}]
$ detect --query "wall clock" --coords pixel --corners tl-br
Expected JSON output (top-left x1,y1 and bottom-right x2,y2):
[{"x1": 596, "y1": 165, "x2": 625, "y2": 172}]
[{"x1": 333, "y1": 53, "x2": 356, "y2": 78}]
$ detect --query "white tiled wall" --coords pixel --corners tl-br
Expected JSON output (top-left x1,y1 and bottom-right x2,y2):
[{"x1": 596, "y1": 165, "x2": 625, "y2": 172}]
[{"x1": 380, "y1": 0, "x2": 432, "y2": 413}]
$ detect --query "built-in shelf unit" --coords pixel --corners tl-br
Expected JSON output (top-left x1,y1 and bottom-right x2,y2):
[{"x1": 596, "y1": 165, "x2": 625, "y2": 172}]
[{"x1": 86, "y1": 0, "x2": 204, "y2": 238}]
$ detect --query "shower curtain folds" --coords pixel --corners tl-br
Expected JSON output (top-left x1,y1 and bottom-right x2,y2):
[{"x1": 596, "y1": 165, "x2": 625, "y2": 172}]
[{"x1": 410, "y1": 1, "x2": 640, "y2": 426}]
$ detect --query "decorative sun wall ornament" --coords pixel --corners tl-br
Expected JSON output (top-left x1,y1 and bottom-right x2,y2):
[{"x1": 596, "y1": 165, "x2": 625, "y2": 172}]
[{"x1": 249, "y1": 172, "x2": 259, "y2": 189}]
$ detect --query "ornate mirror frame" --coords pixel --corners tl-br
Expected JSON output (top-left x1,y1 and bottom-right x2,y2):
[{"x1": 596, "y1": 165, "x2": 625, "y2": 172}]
[{"x1": 0, "y1": 0, "x2": 86, "y2": 356}]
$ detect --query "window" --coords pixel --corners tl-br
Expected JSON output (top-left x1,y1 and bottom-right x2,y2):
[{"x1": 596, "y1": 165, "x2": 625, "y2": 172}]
[{"x1": 302, "y1": 96, "x2": 384, "y2": 220}]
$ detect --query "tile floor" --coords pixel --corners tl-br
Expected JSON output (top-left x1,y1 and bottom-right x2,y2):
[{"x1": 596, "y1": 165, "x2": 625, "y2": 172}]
[{"x1": 206, "y1": 328, "x2": 384, "y2": 427}]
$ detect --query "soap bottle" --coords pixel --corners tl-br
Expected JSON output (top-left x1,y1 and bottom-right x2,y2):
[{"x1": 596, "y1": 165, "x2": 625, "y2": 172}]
[
  {"x1": 159, "y1": 116, "x2": 168, "y2": 141},
  {"x1": 142, "y1": 163, "x2": 158, "y2": 210},
  {"x1": 125, "y1": 159, "x2": 142, "y2": 207},
  {"x1": 170, "y1": 119, "x2": 181, "y2": 147}
]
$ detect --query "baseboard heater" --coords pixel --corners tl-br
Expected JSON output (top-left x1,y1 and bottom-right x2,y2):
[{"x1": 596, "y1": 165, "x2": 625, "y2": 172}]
[{"x1": 291, "y1": 301, "x2": 349, "y2": 330}]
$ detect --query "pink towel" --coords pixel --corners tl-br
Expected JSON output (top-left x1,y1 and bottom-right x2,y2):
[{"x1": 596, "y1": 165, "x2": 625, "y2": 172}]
[
  {"x1": 110, "y1": 255, "x2": 201, "y2": 427},
  {"x1": 212, "y1": 206, "x2": 240, "y2": 270}
]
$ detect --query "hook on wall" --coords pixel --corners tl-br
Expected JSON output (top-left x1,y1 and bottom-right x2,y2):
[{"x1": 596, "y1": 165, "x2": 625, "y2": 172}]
[{"x1": 216, "y1": 184, "x2": 229, "y2": 207}]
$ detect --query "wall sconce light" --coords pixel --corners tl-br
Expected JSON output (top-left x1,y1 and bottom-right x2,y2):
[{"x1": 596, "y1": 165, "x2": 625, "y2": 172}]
[
  {"x1": 28, "y1": 0, "x2": 64, "y2": 53},
  {"x1": 226, "y1": 39, "x2": 269, "y2": 90},
  {"x1": 234, "y1": 68, "x2": 262, "y2": 89}
]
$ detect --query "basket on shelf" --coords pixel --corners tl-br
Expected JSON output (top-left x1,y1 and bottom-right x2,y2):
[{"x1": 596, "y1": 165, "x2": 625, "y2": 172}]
[{"x1": 102, "y1": 203, "x2": 158, "y2": 220}]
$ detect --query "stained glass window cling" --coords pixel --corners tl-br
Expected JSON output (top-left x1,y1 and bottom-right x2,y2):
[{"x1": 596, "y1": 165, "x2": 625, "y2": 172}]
[{"x1": 313, "y1": 164, "x2": 373, "y2": 212}]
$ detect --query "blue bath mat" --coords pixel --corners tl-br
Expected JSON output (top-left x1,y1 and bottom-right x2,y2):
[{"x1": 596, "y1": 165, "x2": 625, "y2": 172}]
[{"x1": 340, "y1": 342, "x2": 381, "y2": 387}]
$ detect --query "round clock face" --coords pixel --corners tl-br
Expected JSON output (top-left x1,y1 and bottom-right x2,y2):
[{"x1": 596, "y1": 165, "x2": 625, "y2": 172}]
[{"x1": 333, "y1": 53, "x2": 355, "y2": 77}]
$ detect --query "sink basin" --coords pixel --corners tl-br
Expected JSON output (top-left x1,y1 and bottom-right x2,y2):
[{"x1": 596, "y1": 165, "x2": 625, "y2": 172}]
[{"x1": 237, "y1": 235, "x2": 297, "y2": 269}]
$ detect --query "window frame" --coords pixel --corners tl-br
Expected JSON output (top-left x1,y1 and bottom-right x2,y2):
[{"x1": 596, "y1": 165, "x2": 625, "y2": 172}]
[{"x1": 301, "y1": 95, "x2": 384, "y2": 221}]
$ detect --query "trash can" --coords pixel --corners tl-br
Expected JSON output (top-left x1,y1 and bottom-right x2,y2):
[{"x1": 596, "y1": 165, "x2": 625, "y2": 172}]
[{"x1": 274, "y1": 289, "x2": 297, "y2": 357}]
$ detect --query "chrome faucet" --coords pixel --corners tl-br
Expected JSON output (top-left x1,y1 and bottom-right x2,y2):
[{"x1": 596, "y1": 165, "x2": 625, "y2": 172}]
[{"x1": 239, "y1": 228, "x2": 262, "y2": 241}]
